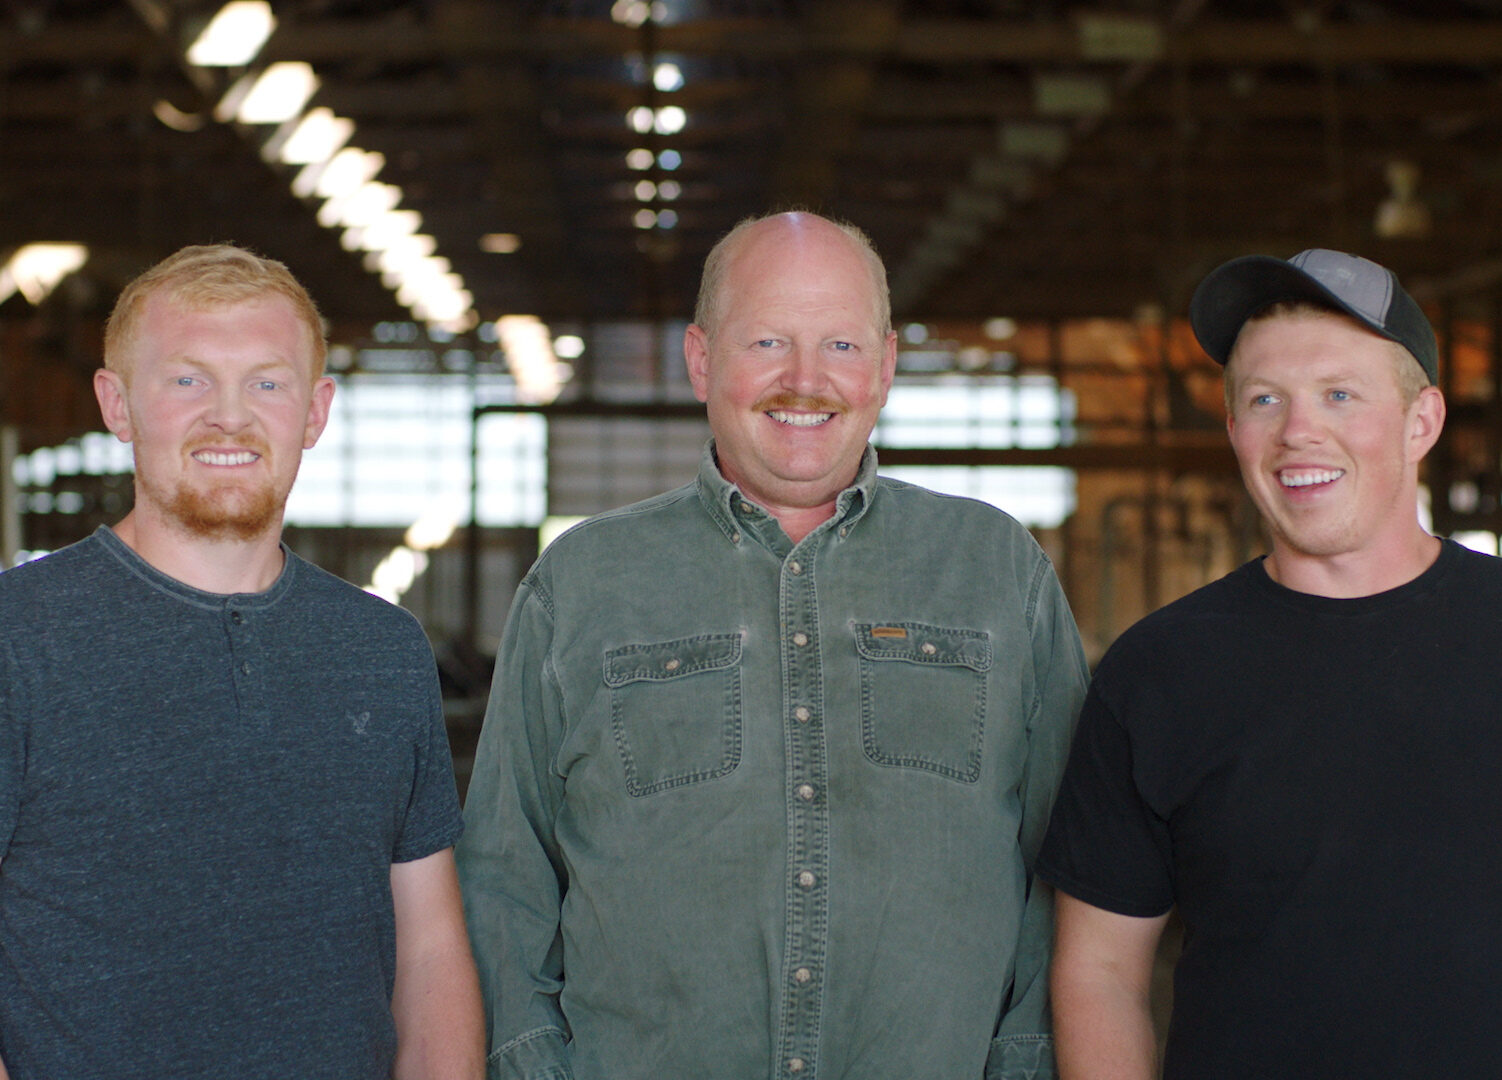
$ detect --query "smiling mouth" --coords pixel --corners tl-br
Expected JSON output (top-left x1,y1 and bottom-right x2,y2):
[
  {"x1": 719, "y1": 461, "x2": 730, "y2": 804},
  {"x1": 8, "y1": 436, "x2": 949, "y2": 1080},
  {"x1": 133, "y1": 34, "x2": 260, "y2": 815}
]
[
  {"x1": 1279, "y1": 467, "x2": 1344, "y2": 489},
  {"x1": 193, "y1": 450, "x2": 261, "y2": 467},
  {"x1": 767, "y1": 410, "x2": 834, "y2": 427}
]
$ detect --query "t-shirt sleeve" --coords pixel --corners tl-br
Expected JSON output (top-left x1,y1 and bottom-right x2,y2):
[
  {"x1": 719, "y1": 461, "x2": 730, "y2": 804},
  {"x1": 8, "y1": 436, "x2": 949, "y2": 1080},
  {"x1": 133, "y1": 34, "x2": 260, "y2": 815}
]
[
  {"x1": 1036, "y1": 679, "x2": 1176, "y2": 918},
  {"x1": 391, "y1": 638, "x2": 465, "y2": 864}
]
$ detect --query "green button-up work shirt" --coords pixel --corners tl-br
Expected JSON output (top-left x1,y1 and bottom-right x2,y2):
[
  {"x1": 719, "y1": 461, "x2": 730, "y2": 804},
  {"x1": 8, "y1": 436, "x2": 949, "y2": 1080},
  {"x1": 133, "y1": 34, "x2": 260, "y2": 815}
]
[{"x1": 457, "y1": 444, "x2": 1088, "y2": 1080}]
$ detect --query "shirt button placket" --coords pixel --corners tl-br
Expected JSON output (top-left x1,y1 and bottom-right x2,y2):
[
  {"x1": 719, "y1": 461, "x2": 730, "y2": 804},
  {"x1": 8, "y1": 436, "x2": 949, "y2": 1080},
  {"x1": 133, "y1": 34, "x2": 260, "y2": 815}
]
[{"x1": 778, "y1": 549, "x2": 826, "y2": 1078}]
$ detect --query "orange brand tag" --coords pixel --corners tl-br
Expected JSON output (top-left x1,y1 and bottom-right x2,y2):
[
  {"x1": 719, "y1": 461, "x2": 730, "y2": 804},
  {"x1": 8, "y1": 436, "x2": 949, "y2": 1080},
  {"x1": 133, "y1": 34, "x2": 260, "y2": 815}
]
[{"x1": 871, "y1": 626, "x2": 907, "y2": 638}]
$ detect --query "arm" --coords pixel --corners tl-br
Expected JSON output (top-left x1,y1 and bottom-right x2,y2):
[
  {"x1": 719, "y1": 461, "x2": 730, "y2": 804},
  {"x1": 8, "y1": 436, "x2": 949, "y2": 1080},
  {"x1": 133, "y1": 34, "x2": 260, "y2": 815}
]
[
  {"x1": 454, "y1": 582, "x2": 574, "y2": 1080},
  {"x1": 391, "y1": 848, "x2": 485, "y2": 1080},
  {"x1": 995, "y1": 557, "x2": 1091, "y2": 1047},
  {"x1": 1052, "y1": 893, "x2": 1169, "y2": 1080}
]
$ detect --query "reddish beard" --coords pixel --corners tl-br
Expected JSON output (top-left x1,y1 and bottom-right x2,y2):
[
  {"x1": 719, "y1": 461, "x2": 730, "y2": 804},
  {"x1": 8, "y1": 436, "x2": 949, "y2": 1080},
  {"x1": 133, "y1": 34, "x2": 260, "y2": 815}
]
[
  {"x1": 137, "y1": 438, "x2": 287, "y2": 542},
  {"x1": 751, "y1": 392, "x2": 846, "y2": 415}
]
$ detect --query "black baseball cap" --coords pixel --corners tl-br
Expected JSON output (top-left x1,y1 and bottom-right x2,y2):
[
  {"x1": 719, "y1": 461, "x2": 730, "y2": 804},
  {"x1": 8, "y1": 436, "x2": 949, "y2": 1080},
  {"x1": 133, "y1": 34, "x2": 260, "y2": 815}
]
[{"x1": 1189, "y1": 248, "x2": 1438, "y2": 385}]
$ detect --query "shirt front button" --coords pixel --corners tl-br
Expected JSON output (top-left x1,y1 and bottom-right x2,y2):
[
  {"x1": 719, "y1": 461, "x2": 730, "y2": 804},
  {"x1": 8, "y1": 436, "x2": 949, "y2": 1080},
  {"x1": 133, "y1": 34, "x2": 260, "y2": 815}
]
[
  {"x1": 230, "y1": 610, "x2": 243, "y2": 624},
  {"x1": 240, "y1": 662, "x2": 251, "y2": 675},
  {"x1": 788, "y1": 560, "x2": 802, "y2": 575},
  {"x1": 795, "y1": 783, "x2": 816, "y2": 802},
  {"x1": 794, "y1": 706, "x2": 811, "y2": 723},
  {"x1": 793, "y1": 966, "x2": 813, "y2": 984},
  {"x1": 921, "y1": 641, "x2": 937, "y2": 655},
  {"x1": 787, "y1": 1059, "x2": 806, "y2": 1074},
  {"x1": 791, "y1": 632, "x2": 808, "y2": 647},
  {"x1": 664, "y1": 658, "x2": 680, "y2": 671},
  {"x1": 797, "y1": 870, "x2": 816, "y2": 888}
]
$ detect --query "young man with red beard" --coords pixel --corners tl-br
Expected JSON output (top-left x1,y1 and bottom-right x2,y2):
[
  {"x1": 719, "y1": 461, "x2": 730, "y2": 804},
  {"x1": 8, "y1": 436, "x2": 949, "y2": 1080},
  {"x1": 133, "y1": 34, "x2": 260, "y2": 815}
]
[
  {"x1": 1039, "y1": 250, "x2": 1502, "y2": 1079},
  {"x1": 0, "y1": 245, "x2": 483, "y2": 1080},
  {"x1": 458, "y1": 212, "x2": 1089, "y2": 1080}
]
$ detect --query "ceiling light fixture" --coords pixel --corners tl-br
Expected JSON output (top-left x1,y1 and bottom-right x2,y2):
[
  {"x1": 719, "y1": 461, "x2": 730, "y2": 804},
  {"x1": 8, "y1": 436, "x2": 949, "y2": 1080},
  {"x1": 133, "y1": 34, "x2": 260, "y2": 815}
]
[
  {"x1": 235, "y1": 62, "x2": 319, "y2": 124},
  {"x1": 480, "y1": 233, "x2": 522, "y2": 254},
  {"x1": 186, "y1": 1, "x2": 276, "y2": 67},
  {"x1": 653, "y1": 62, "x2": 684, "y2": 92},
  {"x1": 0, "y1": 244, "x2": 89, "y2": 305},
  {"x1": 277, "y1": 107, "x2": 354, "y2": 164}
]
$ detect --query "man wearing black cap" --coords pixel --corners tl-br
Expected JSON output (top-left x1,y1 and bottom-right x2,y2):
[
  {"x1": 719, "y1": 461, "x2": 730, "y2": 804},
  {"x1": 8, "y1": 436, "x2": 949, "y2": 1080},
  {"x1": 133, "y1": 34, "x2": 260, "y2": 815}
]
[{"x1": 1037, "y1": 250, "x2": 1502, "y2": 1078}]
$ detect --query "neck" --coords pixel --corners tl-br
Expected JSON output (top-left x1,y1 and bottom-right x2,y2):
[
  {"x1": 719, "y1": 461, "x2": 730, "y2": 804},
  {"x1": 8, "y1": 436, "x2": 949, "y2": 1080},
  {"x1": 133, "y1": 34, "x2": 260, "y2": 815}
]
[
  {"x1": 112, "y1": 508, "x2": 288, "y2": 595},
  {"x1": 769, "y1": 500, "x2": 839, "y2": 545},
  {"x1": 1264, "y1": 530, "x2": 1442, "y2": 598}
]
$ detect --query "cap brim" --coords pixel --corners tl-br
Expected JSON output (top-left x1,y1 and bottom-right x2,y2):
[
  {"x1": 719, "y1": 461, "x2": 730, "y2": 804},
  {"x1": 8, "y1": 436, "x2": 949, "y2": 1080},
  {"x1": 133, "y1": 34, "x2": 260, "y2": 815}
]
[{"x1": 1190, "y1": 254, "x2": 1396, "y2": 365}]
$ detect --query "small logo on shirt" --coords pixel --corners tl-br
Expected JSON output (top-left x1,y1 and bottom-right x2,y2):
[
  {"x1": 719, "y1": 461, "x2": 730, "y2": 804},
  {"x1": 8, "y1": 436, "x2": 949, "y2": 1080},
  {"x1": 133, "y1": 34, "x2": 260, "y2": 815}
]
[{"x1": 350, "y1": 711, "x2": 371, "y2": 735}]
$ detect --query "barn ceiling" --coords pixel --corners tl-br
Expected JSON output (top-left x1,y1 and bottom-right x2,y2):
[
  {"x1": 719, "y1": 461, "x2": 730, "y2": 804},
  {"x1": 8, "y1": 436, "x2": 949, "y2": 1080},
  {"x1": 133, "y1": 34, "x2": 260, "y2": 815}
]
[{"x1": 6, "y1": 0, "x2": 1502, "y2": 333}]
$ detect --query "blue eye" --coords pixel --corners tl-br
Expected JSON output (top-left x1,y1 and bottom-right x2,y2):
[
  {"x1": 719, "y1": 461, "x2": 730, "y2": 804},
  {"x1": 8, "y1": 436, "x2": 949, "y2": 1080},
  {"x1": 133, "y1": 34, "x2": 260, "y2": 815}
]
[
  {"x1": 1251, "y1": 393, "x2": 1276, "y2": 406},
  {"x1": 755, "y1": 339, "x2": 778, "y2": 348},
  {"x1": 1329, "y1": 389, "x2": 1351, "y2": 401},
  {"x1": 830, "y1": 341, "x2": 853, "y2": 351},
  {"x1": 255, "y1": 380, "x2": 279, "y2": 391},
  {"x1": 175, "y1": 376, "x2": 197, "y2": 387}
]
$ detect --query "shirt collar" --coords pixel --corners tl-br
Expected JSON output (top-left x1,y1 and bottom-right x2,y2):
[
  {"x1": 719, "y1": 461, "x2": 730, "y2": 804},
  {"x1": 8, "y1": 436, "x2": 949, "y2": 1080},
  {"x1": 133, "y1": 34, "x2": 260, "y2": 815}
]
[{"x1": 694, "y1": 439, "x2": 879, "y2": 547}]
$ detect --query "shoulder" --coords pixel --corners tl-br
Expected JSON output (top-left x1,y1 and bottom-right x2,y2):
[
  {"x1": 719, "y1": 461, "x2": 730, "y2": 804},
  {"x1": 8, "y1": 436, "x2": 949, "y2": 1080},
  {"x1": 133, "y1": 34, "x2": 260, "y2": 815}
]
[
  {"x1": 872, "y1": 475, "x2": 1042, "y2": 543},
  {"x1": 527, "y1": 481, "x2": 702, "y2": 574},
  {"x1": 1096, "y1": 563, "x2": 1258, "y2": 673},
  {"x1": 283, "y1": 552, "x2": 431, "y2": 649},
  {"x1": 0, "y1": 533, "x2": 113, "y2": 610}
]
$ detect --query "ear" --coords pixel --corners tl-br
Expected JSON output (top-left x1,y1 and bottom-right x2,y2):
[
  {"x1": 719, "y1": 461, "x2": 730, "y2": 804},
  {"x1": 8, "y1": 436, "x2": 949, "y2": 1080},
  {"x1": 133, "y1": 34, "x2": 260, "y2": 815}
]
[
  {"x1": 684, "y1": 323, "x2": 711, "y2": 404},
  {"x1": 876, "y1": 330, "x2": 898, "y2": 407},
  {"x1": 1406, "y1": 385, "x2": 1445, "y2": 464},
  {"x1": 94, "y1": 369, "x2": 134, "y2": 443},
  {"x1": 303, "y1": 376, "x2": 336, "y2": 450}
]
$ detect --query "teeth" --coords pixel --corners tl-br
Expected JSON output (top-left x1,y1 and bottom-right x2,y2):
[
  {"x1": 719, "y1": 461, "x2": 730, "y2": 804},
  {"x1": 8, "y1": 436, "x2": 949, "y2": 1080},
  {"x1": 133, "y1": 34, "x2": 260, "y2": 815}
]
[
  {"x1": 1280, "y1": 468, "x2": 1343, "y2": 488},
  {"x1": 768, "y1": 411, "x2": 832, "y2": 427},
  {"x1": 194, "y1": 450, "x2": 259, "y2": 466}
]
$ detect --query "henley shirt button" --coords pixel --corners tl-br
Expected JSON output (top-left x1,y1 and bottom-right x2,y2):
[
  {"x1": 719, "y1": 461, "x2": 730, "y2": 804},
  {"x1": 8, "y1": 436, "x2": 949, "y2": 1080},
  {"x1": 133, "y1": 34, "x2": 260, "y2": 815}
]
[
  {"x1": 740, "y1": 501, "x2": 755, "y2": 514},
  {"x1": 664, "y1": 658, "x2": 681, "y2": 671},
  {"x1": 240, "y1": 662, "x2": 251, "y2": 675},
  {"x1": 795, "y1": 783, "x2": 816, "y2": 802},
  {"x1": 792, "y1": 632, "x2": 808, "y2": 647},
  {"x1": 787, "y1": 1058, "x2": 806, "y2": 1073},
  {"x1": 793, "y1": 966, "x2": 813, "y2": 984},
  {"x1": 230, "y1": 610, "x2": 243, "y2": 624},
  {"x1": 794, "y1": 706, "x2": 811, "y2": 723},
  {"x1": 730, "y1": 531, "x2": 741, "y2": 544},
  {"x1": 788, "y1": 560, "x2": 802, "y2": 575},
  {"x1": 839, "y1": 526, "x2": 848, "y2": 538},
  {"x1": 921, "y1": 641, "x2": 937, "y2": 655},
  {"x1": 797, "y1": 870, "x2": 816, "y2": 889}
]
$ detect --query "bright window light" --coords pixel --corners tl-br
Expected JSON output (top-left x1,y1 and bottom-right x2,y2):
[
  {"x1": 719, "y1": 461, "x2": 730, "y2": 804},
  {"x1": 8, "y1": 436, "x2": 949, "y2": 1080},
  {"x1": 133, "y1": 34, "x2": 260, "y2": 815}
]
[
  {"x1": 278, "y1": 107, "x2": 354, "y2": 164},
  {"x1": 654, "y1": 106, "x2": 686, "y2": 134},
  {"x1": 611, "y1": 0, "x2": 651, "y2": 26},
  {"x1": 236, "y1": 62, "x2": 319, "y2": 124},
  {"x1": 657, "y1": 209, "x2": 678, "y2": 229},
  {"x1": 626, "y1": 148, "x2": 655, "y2": 170},
  {"x1": 634, "y1": 208, "x2": 658, "y2": 229},
  {"x1": 653, "y1": 62, "x2": 684, "y2": 92},
  {"x1": 658, "y1": 179, "x2": 681, "y2": 201},
  {"x1": 634, "y1": 179, "x2": 657, "y2": 201},
  {"x1": 658, "y1": 148, "x2": 682, "y2": 170},
  {"x1": 187, "y1": 1, "x2": 276, "y2": 67}
]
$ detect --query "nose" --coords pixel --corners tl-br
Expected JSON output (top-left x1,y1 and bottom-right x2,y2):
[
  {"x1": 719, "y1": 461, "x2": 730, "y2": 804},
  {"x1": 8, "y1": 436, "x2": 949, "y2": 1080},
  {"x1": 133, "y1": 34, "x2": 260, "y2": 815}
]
[
  {"x1": 779, "y1": 341, "x2": 830, "y2": 396},
  {"x1": 205, "y1": 383, "x2": 253, "y2": 432},
  {"x1": 1277, "y1": 394, "x2": 1325, "y2": 447}
]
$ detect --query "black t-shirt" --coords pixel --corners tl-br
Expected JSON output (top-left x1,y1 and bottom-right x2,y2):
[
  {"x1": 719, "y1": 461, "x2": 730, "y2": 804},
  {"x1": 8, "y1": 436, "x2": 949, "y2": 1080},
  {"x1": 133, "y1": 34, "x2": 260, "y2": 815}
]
[{"x1": 1039, "y1": 540, "x2": 1502, "y2": 1079}]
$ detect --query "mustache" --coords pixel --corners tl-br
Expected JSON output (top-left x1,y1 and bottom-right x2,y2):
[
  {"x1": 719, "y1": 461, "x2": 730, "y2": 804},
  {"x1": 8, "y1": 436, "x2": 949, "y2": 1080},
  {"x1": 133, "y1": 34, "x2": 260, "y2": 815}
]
[
  {"x1": 185, "y1": 435, "x2": 271, "y2": 457},
  {"x1": 753, "y1": 393, "x2": 845, "y2": 415}
]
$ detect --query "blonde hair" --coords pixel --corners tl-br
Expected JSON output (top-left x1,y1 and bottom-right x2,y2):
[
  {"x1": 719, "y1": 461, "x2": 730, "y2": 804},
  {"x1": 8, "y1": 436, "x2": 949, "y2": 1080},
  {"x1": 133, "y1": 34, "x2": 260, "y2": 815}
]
[
  {"x1": 104, "y1": 244, "x2": 327, "y2": 381},
  {"x1": 694, "y1": 210, "x2": 891, "y2": 340},
  {"x1": 1224, "y1": 300, "x2": 1428, "y2": 414}
]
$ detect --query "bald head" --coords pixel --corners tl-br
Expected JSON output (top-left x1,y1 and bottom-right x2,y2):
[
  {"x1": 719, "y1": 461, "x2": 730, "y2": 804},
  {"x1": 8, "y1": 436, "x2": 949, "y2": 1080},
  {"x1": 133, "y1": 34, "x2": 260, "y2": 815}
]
[{"x1": 694, "y1": 212, "x2": 890, "y2": 343}]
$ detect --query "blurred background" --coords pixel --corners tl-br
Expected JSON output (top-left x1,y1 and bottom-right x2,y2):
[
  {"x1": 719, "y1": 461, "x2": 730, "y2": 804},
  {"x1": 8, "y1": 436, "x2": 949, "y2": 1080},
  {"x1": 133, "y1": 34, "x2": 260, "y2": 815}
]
[{"x1": 7, "y1": 1, "x2": 1502, "y2": 801}]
